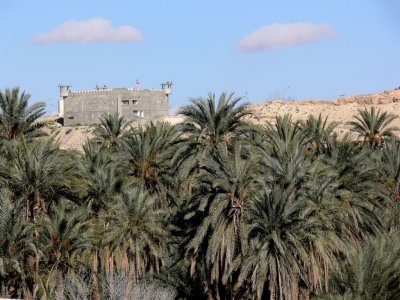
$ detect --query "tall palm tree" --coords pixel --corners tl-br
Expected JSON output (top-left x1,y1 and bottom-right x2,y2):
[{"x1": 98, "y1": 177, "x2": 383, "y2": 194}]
[
  {"x1": 347, "y1": 107, "x2": 399, "y2": 148},
  {"x1": 322, "y1": 138, "x2": 387, "y2": 239},
  {"x1": 79, "y1": 142, "x2": 131, "y2": 300},
  {"x1": 174, "y1": 92, "x2": 251, "y2": 191},
  {"x1": 0, "y1": 139, "x2": 80, "y2": 220},
  {"x1": 93, "y1": 114, "x2": 132, "y2": 151},
  {"x1": 103, "y1": 187, "x2": 169, "y2": 300},
  {"x1": 184, "y1": 143, "x2": 260, "y2": 298},
  {"x1": 79, "y1": 142, "x2": 127, "y2": 213},
  {"x1": 178, "y1": 92, "x2": 250, "y2": 146},
  {"x1": 0, "y1": 189, "x2": 32, "y2": 298},
  {"x1": 229, "y1": 184, "x2": 342, "y2": 300},
  {"x1": 33, "y1": 201, "x2": 91, "y2": 299},
  {"x1": 123, "y1": 122, "x2": 178, "y2": 208},
  {"x1": 0, "y1": 87, "x2": 47, "y2": 140}
]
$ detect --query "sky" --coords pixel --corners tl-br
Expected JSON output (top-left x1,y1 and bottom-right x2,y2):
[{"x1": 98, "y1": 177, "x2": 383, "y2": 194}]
[{"x1": 0, "y1": 0, "x2": 399, "y2": 114}]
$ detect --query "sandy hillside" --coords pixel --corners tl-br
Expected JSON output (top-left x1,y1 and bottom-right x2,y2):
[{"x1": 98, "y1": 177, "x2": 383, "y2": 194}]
[
  {"x1": 50, "y1": 88, "x2": 400, "y2": 151},
  {"x1": 247, "y1": 88, "x2": 400, "y2": 139},
  {"x1": 50, "y1": 126, "x2": 95, "y2": 152}
]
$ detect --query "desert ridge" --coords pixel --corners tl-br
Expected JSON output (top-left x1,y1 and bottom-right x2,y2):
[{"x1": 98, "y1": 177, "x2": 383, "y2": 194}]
[
  {"x1": 51, "y1": 88, "x2": 400, "y2": 151},
  {"x1": 246, "y1": 88, "x2": 400, "y2": 139}
]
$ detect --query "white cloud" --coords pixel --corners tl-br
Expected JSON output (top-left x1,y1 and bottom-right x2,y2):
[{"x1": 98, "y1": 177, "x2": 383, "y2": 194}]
[
  {"x1": 238, "y1": 22, "x2": 336, "y2": 52},
  {"x1": 32, "y1": 17, "x2": 142, "y2": 44}
]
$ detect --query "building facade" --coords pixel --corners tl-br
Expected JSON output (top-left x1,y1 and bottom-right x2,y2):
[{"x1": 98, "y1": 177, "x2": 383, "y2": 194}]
[{"x1": 59, "y1": 82, "x2": 172, "y2": 126}]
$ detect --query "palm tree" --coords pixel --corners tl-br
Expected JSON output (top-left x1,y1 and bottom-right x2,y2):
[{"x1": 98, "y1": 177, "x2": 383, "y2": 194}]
[
  {"x1": 178, "y1": 92, "x2": 250, "y2": 146},
  {"x1": 265, "y1": 114, "x2": 305, "y2": 149},
  {"x1": 377, "y1": 139, "x2": 400, "y2": 228},
  {"x1": 321, "y1": 231, "x2": 400, "y2": 300},
  {"x1": 347, "y1": 107, "x2": 399, "y2": 148},
  {"x1": 0, "y1": 139, "x2": 80, "y2": 220},
  {"x1": 300, "y1": 114, "x2": 339, "y2": 155},
  {"x1": 103, "y1": 187, "x2": 169, "y2": 300},
  {"x1": 79, "y1": 142, "x2": 127, "y2": 213},
  {"x1": 174, "y1": 92, "x2": 251, "y2": 192},
  {"x1": 0, "y1": 87, "x2": 47, "y2": 140},
  {"x1": 229, "y1": 184, "x2": 342, "y2": 300},
  {"x1": 33, "y1": 201, "x2": 91, "y2": 299},
  {"x1": 79, "y1": 142, "x2": 131, "y2": 300},
  {"x1": 321, "y1": 138, "x2": 387, "y2": 240},
  {"x1": 262, "y1": 138, "x2": 311, "y2": 191},
  {"x1": 123, "y1": 122, "x2": 178, "y2": 208},
  {"x1": 257, "y1": 116, "x2": 312, "y2": 191},
  {"x1": 261, "y1": 114, "x2": 309, "y2": 189},
  {"x1": 93, "y1": 114, "x2": 132, "y2": 151},
  {"x1": 184, "y1": 143, "x2": 260, "y2": 298},
  {"x1": 0, "y1": 189, "x2": 32, "y2": 298},
  {"x1": 380, "y1": 139, "x2": 400, "y2": 201}
]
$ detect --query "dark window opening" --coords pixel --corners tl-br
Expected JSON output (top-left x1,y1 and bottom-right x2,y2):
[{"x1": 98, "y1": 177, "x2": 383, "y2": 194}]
[{"x1": 132, "y1": 110, "x2": 144, "y2": 117}]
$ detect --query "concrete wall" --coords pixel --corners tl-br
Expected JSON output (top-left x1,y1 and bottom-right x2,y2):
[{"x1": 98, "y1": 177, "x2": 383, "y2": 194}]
[{"x1": 63, "y1": 88, "x2": 169, "y2": 126}]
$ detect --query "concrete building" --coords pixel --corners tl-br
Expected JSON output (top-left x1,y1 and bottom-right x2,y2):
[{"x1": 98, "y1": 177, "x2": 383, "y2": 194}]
[{"x1": 58, "y1": 82, "x2": 172, "y2": 126}]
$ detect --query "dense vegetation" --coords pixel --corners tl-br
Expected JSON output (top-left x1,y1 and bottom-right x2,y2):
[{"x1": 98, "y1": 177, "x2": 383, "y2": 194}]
[{"x1": 0, "y1": 88, "x2": 400, "y2": 300}]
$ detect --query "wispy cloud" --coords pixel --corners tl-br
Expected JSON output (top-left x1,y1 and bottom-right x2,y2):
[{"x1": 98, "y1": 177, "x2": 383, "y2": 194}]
[
  {"x1": 238, "y1": 22, "x2": 336, "y2": 52},
  {"x1": 31, "y1": 17, "x2": 142, "y2": 45}
]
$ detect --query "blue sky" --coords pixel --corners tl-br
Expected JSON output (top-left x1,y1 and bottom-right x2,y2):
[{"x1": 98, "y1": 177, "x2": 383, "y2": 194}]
[{"x1": 0, "y1": 0, "x2": 399, "y2": 114}]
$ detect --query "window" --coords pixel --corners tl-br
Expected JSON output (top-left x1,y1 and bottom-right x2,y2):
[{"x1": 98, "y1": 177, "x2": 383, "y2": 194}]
[
  {"x1": 68, "y1": 116, "x2": 75, "y2": 120},
  {"x1": 132, "y1": 110, "x2": 144, "y2": 117},
  {"x1": 122, "y1": 100, "x2": 129, "y2": 105},
  {"x1": 132, "y1": 100, "x2": 138, "y2": 105}
]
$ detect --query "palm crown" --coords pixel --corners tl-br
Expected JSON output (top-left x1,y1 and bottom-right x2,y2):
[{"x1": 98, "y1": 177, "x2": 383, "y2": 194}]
[
  {"x1": 0, "y1": 87, "x2": 47, "y2": 140},
  {"x1": 178, "y1": 92, "x2": 250, "y2": 145},
  {"x1": 347, "y1": 107, "x2": 399, "y2": 148}
]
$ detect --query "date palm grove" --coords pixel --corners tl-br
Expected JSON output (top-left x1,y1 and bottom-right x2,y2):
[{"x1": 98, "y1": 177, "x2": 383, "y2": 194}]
[{"x1": 0, "y1": 87, "x2": 399, "y2": 300}]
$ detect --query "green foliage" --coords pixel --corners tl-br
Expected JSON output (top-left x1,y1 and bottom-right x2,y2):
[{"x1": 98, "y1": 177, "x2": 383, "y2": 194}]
[
  {"x1": 34, "y1": 201, "x2": 91, "y2": 298},
  {"x1": 0, "y1": 89, "x2": 399, "y2": 299},
  {"x1": 0, "y1": 139, "x2": 81, "y2": 221},
  {"x1": 0, "y1": 87, "x2": 47, "y2": 140},
  {"x1": 102, "y1": 187, "x2": 169, "y2": 280},
  {"x1": 93, "y1": 114, "x2": 132, "y2": 151},
  {"x1": 178, "y1": 92, "x2": 250, "y2": 146},
  {"x1": 300, "y1": 114, "x2": 339, "y2": 156},
  {"x1": 123, "y1": 122, "x2": 179, "y2": 208},
  {"x1": 316, "y1": 231, "x2": 400, "y2": 300},
  {"x1": 347, "y1": 106, "x2": 399, "y2": 148}
]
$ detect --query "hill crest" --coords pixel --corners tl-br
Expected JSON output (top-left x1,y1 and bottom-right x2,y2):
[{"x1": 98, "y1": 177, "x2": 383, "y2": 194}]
[{"x1": 49, "y1": 88, "x2": 400, "y2": 151}]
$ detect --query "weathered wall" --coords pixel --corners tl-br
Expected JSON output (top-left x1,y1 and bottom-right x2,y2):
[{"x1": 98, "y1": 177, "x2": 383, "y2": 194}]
[{"x1": 63, "y1": 88, "x2": 169, "y2": 126}]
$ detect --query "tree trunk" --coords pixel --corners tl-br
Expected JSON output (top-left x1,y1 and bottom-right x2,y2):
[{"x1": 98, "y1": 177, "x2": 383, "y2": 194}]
[
  {"x1": 124, "y1": 248, "x2": 140, "y2": 300},
  {"x1": 290, "y1": 274, "x2": 299, "y2": 300},
  {"x1": 123, "y1": 259, "x2": 136, "y2": 300},
  {"x1": 92, "y1": 250, "x2": 100, "y2": 300}
]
